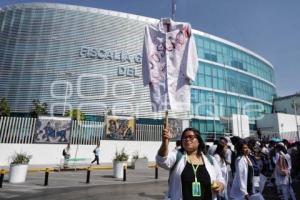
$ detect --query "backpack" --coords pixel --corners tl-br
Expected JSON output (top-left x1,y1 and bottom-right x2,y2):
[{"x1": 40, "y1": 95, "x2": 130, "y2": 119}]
[{"x1": 62, "y1": 149, "x2": 66, "y2": 156}]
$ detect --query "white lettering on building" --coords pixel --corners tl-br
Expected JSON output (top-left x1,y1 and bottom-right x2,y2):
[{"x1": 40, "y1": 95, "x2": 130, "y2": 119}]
[{"x1": 79, "y1": 46, "x2": 142, "y2": 64}]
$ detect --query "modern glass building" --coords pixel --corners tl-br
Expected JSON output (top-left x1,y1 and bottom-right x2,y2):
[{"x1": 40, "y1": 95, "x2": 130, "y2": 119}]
[{"x1": 0, "y1": 3, "x2": 276, "y2": 139}]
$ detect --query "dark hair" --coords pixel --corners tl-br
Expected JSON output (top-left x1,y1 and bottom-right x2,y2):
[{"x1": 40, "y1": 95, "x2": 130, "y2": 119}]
[
  {"x1": 282, "y1": 139, "x2": 290, "y2": 148},
  {"x1": 181, "y1": 128, "x2": 206, "y2": 156},
  {"x1": 230, "y1": 136, "x2": 241, "y2": 146},
  {"x1": 236, "y1": 139, "x2": 248, "y2": 156},
  {"x1": 214, "y1": 142, "x2": 226, "y2": 163},
  {"x1": 276, "y1": 144, "x2": 287, "y2": 154},
  {"x1": 247, "y1": 138, "x2": 256, "y2": 152},
  {"x1": 176, "y1": 140, "x2": 181, "y2": 147}
]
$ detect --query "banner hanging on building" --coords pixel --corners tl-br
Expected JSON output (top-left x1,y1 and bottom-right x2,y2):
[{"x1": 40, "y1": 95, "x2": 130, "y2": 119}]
[{"x1": 34, "y1": 116, "x2": 72, "y2": 144}]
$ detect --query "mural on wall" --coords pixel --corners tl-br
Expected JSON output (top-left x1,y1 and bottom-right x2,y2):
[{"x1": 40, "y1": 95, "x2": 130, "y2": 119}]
[
  {"x1": 105, "y1": 115, "x2": 135, "y2": 140},
  {"x1": 34, "y1": 116, "x2": 72, "y2": 143},
  {"x1": 168, "y1": 118, "x2": 183, "y2": 139}
]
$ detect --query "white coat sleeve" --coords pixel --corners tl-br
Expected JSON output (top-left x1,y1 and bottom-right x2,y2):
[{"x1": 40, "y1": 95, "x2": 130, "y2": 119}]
[
  {"x1": 155, "y1": 149, "x2": 178, "y2": 170},
  {"x1": 213, "y1": 154, "x2": 223, "y2": 168},
  {"x1": 236, "y1": 158, "x2": 248, "y2": 196},
  {"x1": 183, "y1": 25, "x2": 198, "y2": 81},
  {"x1": 212, "y1": 156, "x2": 225, "y2": 185},
  {"x1": 142, "y1": 26, "x2": 151, "y2": 86}
]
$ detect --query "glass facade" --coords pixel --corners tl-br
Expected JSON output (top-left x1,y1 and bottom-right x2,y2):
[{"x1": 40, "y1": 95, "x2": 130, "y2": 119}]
[
  {"x1": 0, "y1": 3, "x2": 155, "y2": 119},
  {"x1": 0, "y1": 3, "x2": 276, "y2": 140},
  {"x1": 191, "y1": 34, "x2": 276, "y2": 139}
]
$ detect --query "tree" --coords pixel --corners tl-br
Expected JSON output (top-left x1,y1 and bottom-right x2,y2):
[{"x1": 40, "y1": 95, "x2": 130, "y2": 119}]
[
  {"x1": 65, "y1": 109, "x2": 85, "y2": 121},
  {"x1": 30, "y1": 99, "x2": 48, "y2": 118},
  {"x1": 0, "y1": 97, "x2": 10, "y2": 117}
]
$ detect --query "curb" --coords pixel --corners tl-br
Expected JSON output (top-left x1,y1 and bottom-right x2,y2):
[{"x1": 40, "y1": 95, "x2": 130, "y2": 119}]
[{"x1": 3, "y1": 163, "x2": 158, "y2": 173}]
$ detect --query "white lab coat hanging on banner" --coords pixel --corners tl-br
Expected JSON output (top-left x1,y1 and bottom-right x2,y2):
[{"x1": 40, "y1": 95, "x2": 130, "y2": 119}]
[{"x1": 142, "y1": 18, "x2": 198, "y2": 112}]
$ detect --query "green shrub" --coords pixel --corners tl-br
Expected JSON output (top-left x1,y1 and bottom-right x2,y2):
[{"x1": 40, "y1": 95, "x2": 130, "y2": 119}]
[
  {"x1": 11, "y1": 152, "x2": 32, "y2": 164},
  {"x1": 114, "y1": 148, "x2": 129, "y2": 161}
]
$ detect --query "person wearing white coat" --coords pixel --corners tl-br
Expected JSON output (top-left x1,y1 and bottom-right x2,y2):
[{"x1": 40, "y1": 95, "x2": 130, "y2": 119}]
[
  {"x1": 156, "y1": 128, "x2": 225, "y2": 200},
  {"x1": 230, "y1": 140, "x2": 264, "y2": 200},
  {"x1": 274, "y1": 143, "x2": 296, "y2": 200},
  {"x1": 213, "y1": 143, "x2": 229, "y2": 200}
]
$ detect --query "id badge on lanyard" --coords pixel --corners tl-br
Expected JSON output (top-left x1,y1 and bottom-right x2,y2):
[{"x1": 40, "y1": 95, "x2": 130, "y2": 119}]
[
  {"x1": 191, "y1": 162, "x2": 201, "y2": 197},
  {"x1": 192, "y1": 181, "x2": 201, "y2": 197}
]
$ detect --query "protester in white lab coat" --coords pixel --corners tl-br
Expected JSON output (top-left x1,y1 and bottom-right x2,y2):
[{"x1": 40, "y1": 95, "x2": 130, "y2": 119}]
[
  {"x1": 230, "y1": 140, "x2": 264, "y2": 200},
  {"x1": 214, "y1": 142, "x2": 229, "y2": 200},
  {"x1": 156, "y1": 128, "x2": 225, "y2": 200},
  {"x1": 208, "y1": 140, "x2": 219, "y2": 155},
  {"x1": 274, "y1": 143, "x2": 296, "y2": 200}
]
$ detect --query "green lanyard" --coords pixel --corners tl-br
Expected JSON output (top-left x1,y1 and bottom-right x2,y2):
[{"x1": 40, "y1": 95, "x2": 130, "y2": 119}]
[
  {"x1": 188, "y1": 156, "x2": 200, "y2": 182},
  {"x1": 188, "y1": 156, "x2": 202, "y2": 197},
  {"x1": 192, "y1": 163, "x2": 200, "y2": 182}
]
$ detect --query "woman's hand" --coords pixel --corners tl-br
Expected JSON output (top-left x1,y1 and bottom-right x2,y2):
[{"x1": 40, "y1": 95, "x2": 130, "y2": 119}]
[
  {"x1": 211, "y1": 181, "x2": 224, "y2": 192},
  {"x1": 158, "y1": 128, "x2": 171, "y2": 157},
  {"x1": 162, "y1": 128, "x2": 171, "y2": 144},
  {"x1": 162, "y1": 128, "x2": 171, "y2": 141}
]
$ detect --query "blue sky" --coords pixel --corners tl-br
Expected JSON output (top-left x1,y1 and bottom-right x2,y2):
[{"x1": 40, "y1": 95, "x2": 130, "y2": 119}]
[{"x1": 1, "y1": 0, "x2": 299, "y2": 97}]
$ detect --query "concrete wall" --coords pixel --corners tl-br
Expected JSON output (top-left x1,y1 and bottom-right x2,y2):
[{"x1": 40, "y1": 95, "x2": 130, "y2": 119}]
[
  {"x1": 257, "y1": 113, "x2": 300, "y2": 133},
  {"x1": 257, "y1": 113, "x2": 280, "y2": 132},
  {"x1": 274, "y1": 96, "x2": 300, "y2": 115},
  {"x1": 0, "y1": 140, "x2": 176, "y2": 166}
]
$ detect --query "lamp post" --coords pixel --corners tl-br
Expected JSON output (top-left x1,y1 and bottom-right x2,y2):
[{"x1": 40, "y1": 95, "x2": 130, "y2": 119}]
[
  {"x1": 212, "y1": 93, "x2": 216, "y2": 140},
  {"x1": 292, "y1": 99, "x2": 299, "y2": 140},
  {"x1": 62, "y1": 72, "x2": 73, "y2": 116}
]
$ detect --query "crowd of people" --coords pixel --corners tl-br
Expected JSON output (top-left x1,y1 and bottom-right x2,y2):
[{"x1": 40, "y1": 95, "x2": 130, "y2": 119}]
[{"x1": 156, "y1": 127, "x2": 300, "y2": 200}]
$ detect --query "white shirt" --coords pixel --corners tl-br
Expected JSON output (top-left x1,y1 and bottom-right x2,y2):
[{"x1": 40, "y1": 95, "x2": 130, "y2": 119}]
[
  {"x1": 230, "y1": 156, "x2": 254, "y2": 200},
  {"x1": 208, "y1": 145, "x2": 217, "y2": 155},
  {"x1": 156, "y1": 150, "x2": 224, "y2": 200},
  {"x1": 94, "y1": 147, "x2": 100, "y2": 156},
  {"x1": 142, "y1": 18, "x2": 198, "y2": 112},
  {"x1": 214, "y1": 154, "x2": 229, "y2": 197},
  {"x1": 274, "y1": 151, "x2": 292, "y2": 186}
]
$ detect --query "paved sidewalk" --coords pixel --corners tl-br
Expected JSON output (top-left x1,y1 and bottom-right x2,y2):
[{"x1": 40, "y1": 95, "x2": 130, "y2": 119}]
[
  {"x1": 1, "y1": 166, "x2": 300, "y2": 200},
  {"x1": 0, "y1": 166, "x2": 169, "y2": 189},
  {"x1": 0, "y1": 166, "x2": 170, "y2": 200}
]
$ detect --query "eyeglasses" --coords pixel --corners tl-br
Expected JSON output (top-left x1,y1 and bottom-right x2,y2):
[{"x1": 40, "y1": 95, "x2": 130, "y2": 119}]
[{"x1": 182, "y1": 135, "x2": 197, "y2": 141}]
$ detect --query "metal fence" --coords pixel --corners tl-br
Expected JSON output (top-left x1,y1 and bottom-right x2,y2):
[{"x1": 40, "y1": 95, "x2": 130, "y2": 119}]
[{"x1": 0, "y1": 117, "x2": 164, "y2": 144}]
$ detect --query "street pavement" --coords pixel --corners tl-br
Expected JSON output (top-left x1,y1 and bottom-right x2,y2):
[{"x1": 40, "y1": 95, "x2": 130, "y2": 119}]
[
  {"x1": 0, "y1": 167, "x2": 299, "y2": 200},
  {"x1": 0, "y1": 167, "x2": 169, "y2": 200}
]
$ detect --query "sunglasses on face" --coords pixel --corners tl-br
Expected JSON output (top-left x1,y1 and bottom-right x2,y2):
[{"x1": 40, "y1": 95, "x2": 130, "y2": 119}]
[{"x1": 182, "y1": 135, "x2": 197, "y2": 141}]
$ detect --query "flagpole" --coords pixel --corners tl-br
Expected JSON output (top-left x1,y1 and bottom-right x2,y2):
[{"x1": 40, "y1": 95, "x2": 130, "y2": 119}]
[{"x1": 172, "y1": 0, "x2": 176, "y2": 20}]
